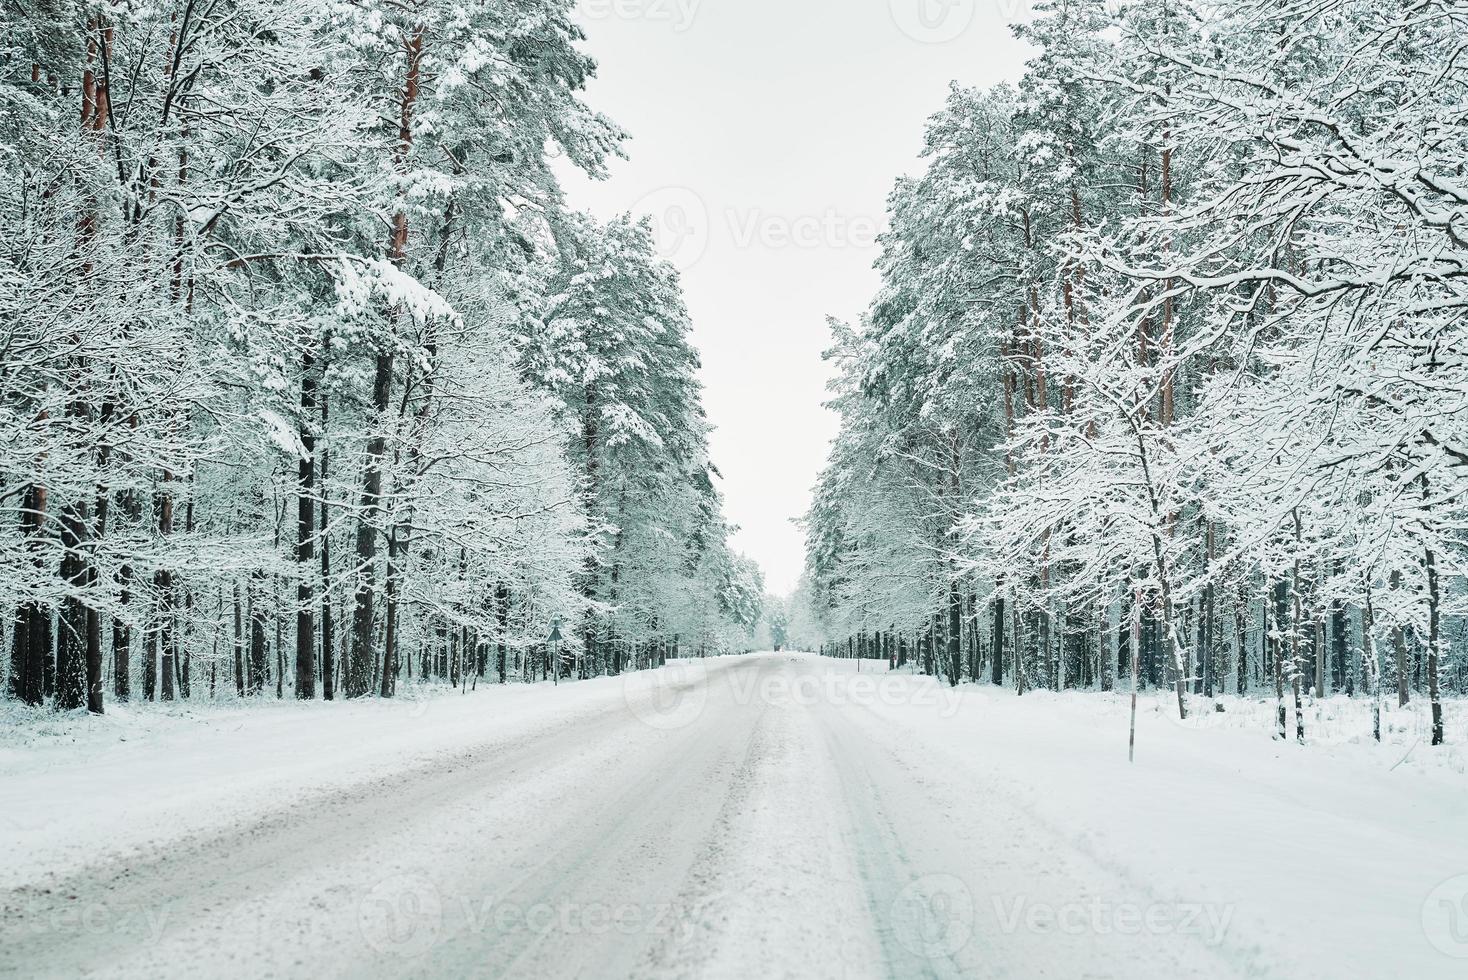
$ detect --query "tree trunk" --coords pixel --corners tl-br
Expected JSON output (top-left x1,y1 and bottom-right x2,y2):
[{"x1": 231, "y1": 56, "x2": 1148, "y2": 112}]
[
  {"x1": 990, "y1": 592, "x2": 1005, "y2": 686},
  {"x1": 1203, "y1": 522, "x2": 1215, "y2": 699},
  {"x1": 155, "y1": 469, "x2": 176, "y2": 701},
  {"x1": 295, "y1": 346, "x2": 317, "y2": 698},
  {"x1": 248, "y1": 574, "x2": 268, "y2": 695},
  {"x1": 1234, "y1": 584, "x2": 1248, "y2": 697},
  {"x1": 233, "y1": 581, "x2": 245, "y2": 696},
  {"x1": 56, "y1": 502, "x2": 91, "y2": 710},
  {"x1": 496, "y1": 582, "x2": 509, "y2": 684},
  {"x1": 1272, "y1": 578, "x2": 1287, "y2": 738},
  {"x1": 1390, "y1": 570, "x2": 1409, "y2": 707},
  {"x1": 1291, "y1": 512, "x2": 1305, "y2": 742},
  {"x1": 1158, "y1": 133, "x2": 1176, "y2": 427},
  {"x1": 112, "y1": 485, "x2": 140, "y2": 702},
  {"x1": 1363, "y1": 588, "x2": 1382, "y2": 743},
  {"x1": 946, "y1": 580, "x2": 962, "y2": 687},
  {"x1": 1330, "y1": 568, "x2": 1348, "y2": 694},
  {"x1": 346, "y1": 25, "x2": 424, "y2": 699},
  {"x1": 347, "y1": 350, "x2": 392, "y2": 699},
  {"x1": 380, "y1": 529, "x2": 400, "y2": 698},
  {"x1": 1425, "y1": 546, "x2": 1445, "y2": 746},
  {"x1": 320, "y1": 381, "x2": 335, "y2": 701}
]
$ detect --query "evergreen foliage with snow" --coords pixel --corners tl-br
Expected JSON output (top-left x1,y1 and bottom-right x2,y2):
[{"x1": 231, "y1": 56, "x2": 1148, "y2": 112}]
[
  {"x1": 804, "y1": 0, "x2": 1467, "y2": 743},
  {"x1": 0, "y1": 0, "x2": 761, "y2": 710}
]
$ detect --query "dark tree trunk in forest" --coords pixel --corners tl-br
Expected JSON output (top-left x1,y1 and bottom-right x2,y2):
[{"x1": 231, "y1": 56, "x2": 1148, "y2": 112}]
[
  {"x1": 496, "y1": 582, "x2": 510, "y2": 684},
  {"x1": 1202, "y1": 523, "x2": 1216, "y2": 699},
  {"x1": 1291, "y1": 515, "x2": 1306, "y2": 742},
  {"x1": 1234, "y1": 585, "x2": 1248, "y2": 697},
  {"x1": 347, "y1": 349, "x2": 394, "y2": 699},
  {"x1": 381, "y1": 304, "x2": 441, "y2": 699},
  {"x1": 155, "y1": 472, "x2": 176, "y2": 702},
  {"x1": 1158, "y1": 132, "x2": 1176, "y2": 428},
  {"x1": 946, "y1": 581, "x2": 962, "y2": 687},
  {"x1": 1271, "y1": 578, "x2": 1287, "y2": 738},
  {"x1": 14, "y1": 597, "x2": 50, "y2": 708},
  {"x1": 248, "y1": 574, "x2": 268, "y2": 695},
  {"x1": 1362, "y1": 588, "x2": 1383, "y2": 741},
  {"x1": 1330, "y1": 568, "x2": 1348, "y2": 693},
  {"x1": 13, "y1": 588, "x2": 50, "y2": 708},
  {"x1": 1390, "y1": 570, "x2": 1408, "y2": 707},
  {"x1": 1268, "y1": 578, "x2": 1280, "y2": 730},
  {"x1": 380, "y1": 529, "x2": 401, "y2": 698},
  {"x1": 320, "y1": 384, "x2": 335, "y2": 701},
  {"x1": 347, "y1": 25, "x2": 424, "y2": 700},
  {"x1": 295, "y1": 348, "x2": 317, "y2": 699},
  {"x1": 86, "y1": 433, "x2": 110, "y2": 713},
  {"x1": 274, "y1": 582, "x2": 283, "y2": 698},
  {"x1": 144, "y1": 617, "x2": 157, "y2": 702},
  {"x1": 967, "y1": 595, "x2": 981, "y2": 682},
  {"x1": 233, "y1": 582, "x2": 245, "y2": 696},
  {"x1": 1013, "y1": 604, "x2": 1027, "y2": 695},
  {"x1": 112, "y1": 488, "x2": 140, "y2": 702},
  {"x1": 1426, "y1": 545, "x2": 1445, "y2": 746},
  {"x1": 55, "y1": 18, "x2": 109, "y2": 714},
  {"x1": 581, "y1": 379, "x2": 601, "y2": 677},
  {"x1": 56, "y1": 502, "x2": 91, "y2": 710}
]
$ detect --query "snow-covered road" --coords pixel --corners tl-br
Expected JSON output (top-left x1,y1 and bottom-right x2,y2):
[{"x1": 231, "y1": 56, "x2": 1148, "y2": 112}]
[{"x1": 2, "y1": 653, "x2": 1464, "y2": 978}]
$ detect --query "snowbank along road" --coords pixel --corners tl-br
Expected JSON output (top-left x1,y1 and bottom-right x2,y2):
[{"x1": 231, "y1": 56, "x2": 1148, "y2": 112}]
[{"x1": 2, "y1": 653, "x2": 1462, "y2": 978}]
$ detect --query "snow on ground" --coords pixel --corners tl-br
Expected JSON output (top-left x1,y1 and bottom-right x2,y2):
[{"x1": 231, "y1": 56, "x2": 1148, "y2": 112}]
[
  {"x1": 2, "y1": 654, "x2": 1465, "y2": 979},
  {"x1": 0, "y1": 670, "x2": 670, "y2": 890},
  {"x1": 826, "y1": 660, "x2": 1468, "y2": 978}
]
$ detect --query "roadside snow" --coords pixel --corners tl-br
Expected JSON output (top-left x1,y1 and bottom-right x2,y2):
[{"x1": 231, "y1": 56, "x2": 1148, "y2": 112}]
[
  {"x1": 0, "y1": 672, "x2": 673, "y2": 890},
  {"x1": 2, "y1": 655, "x2": 1465, "y2": 978},
  {"x1": 823, "y1": 659, "x2": 1468, "y2": 978}
]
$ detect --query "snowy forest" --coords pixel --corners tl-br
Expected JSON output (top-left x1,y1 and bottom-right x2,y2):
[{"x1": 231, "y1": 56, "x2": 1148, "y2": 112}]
[
  {"x1": 804, "y1": 0, "x2": 1468, "y2": 745},
  {"x1": 4, "y1": 3, "x2": 1467, "y2": 976},
  {"x1": 0, "y1": 0, "x2": 766, "y2": 714}
]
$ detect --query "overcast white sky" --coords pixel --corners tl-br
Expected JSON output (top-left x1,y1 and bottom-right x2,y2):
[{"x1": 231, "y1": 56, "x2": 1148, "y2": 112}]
[{"x1": 558, "y1": 0, "x2": 1032, "y2": 595}]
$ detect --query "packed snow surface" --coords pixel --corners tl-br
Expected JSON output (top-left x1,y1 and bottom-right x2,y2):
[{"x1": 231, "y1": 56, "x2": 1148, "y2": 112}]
[{"x1": 2, "y1": 653, "x2": 1464, "y2": 978}]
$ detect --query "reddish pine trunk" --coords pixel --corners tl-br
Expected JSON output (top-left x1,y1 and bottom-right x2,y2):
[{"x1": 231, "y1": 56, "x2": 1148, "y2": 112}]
[{"x1": 347, "y1": 26, "x2": 425, "y2": 698}]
